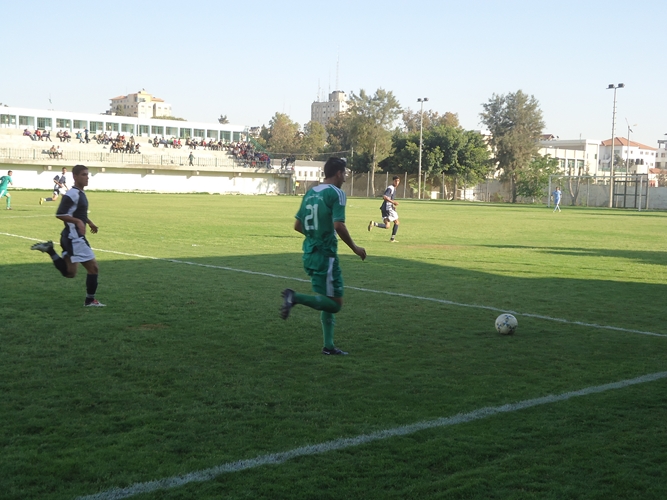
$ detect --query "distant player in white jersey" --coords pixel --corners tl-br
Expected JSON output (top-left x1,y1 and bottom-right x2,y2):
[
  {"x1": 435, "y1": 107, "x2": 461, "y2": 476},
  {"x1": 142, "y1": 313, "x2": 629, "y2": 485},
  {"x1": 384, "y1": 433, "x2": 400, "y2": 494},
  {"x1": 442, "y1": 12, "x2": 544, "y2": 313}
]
[
  {"x1": 368, "y1": 176, "x2": 401, "y2": 242},
  {"x1": 40, "y1": 167, "x2": 68, "y2": 205}
]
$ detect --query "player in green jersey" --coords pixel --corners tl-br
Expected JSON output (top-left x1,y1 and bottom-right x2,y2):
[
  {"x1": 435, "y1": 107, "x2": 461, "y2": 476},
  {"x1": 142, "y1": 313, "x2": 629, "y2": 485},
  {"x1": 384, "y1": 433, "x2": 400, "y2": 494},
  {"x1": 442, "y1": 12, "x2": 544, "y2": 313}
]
[
  {"x1": 281, "y1": 157, "x2": 366, "y2": 355},
  {"x1": 0, "y1": 170, "x2": 13, "y2": 210}
]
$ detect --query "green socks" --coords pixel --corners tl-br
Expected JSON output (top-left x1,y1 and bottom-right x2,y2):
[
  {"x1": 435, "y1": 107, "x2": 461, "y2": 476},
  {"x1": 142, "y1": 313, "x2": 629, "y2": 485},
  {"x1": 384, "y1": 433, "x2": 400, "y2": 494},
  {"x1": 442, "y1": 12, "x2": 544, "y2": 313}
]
[
  {"x1": 321, "y1": 311, "x2": 335, "y2": 349},
  {"x1": 294, "y1": 292, "x2": 341, "y2": 313}
]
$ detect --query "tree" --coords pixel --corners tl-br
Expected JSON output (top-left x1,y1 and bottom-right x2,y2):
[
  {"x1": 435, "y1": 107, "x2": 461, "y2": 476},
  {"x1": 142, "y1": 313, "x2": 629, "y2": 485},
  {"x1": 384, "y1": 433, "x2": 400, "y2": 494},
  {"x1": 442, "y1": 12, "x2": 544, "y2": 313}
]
[
  {"x1": 384, "y1": 126, "x2": 491, "y2": 199},
  {"x1": 325, "y1": 112, "x2": 355, "y2": 155},
  {"x1": 348, "y1": 88, "x2": 402, "y2": 194},
  {"x1": 480, "y1": 90, "x2": 545, "y2": 203},
  {"x1": 299, "y1": 120, "x2": 327, "y2": 160},
  {"x1": 218, "y1": 115, "x2": 229, "y2": 124},
  {"x1": 402, "y1": 109, "x2": 459, "y2": 133},
  {"x1": 515, "y1": 154, "x2": 560, "y2": 202},
  {"x1": 261, "y1": 113, "x2": 301, "y2": 154}
]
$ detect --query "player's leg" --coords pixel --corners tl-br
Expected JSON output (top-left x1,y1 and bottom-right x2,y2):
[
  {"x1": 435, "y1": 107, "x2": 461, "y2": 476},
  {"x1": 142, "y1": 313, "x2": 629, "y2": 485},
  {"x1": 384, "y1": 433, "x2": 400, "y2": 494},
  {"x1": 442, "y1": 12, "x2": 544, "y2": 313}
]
[
  {"x1": 30, "y1": 238, "x2": 75, "y2": 277},
  {"x1": 81, "y1": 258, "x2": 104, "y2": 307},
  {"x1": 4, "y1": 192, "x2": 10, "y2": 209},
  {"x1": 390, "y1": 218, "x2": 399, "y2": 242}
]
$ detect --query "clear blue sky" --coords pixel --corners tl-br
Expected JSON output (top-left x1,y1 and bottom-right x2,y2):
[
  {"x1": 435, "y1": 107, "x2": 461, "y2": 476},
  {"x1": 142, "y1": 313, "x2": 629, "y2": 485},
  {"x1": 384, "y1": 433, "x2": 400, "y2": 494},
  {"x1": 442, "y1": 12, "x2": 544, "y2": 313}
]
[{"x1": 3, "y1": 0, "x2": 664, "y2": 146}]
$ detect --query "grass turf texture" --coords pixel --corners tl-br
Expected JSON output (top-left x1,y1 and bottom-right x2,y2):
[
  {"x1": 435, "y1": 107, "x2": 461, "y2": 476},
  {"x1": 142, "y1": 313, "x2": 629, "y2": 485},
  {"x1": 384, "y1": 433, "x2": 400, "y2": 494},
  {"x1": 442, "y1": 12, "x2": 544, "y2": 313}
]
[{"x1": 1, "y1": 191, "x2": 667, "y2": 499}]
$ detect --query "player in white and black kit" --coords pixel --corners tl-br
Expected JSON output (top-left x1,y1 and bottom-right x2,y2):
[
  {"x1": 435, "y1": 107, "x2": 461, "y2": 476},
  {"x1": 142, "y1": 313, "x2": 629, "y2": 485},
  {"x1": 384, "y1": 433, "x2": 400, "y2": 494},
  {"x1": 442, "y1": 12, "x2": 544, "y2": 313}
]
[
  {"x1": 40, "y1": 167, "x2": 68, "y2": 205},
  {"x1": 368, "y1": 176, "x2": 400, "y2": 242},
  {"x1": 31, "y1": 165, "x2": 105, "y2": 307}
]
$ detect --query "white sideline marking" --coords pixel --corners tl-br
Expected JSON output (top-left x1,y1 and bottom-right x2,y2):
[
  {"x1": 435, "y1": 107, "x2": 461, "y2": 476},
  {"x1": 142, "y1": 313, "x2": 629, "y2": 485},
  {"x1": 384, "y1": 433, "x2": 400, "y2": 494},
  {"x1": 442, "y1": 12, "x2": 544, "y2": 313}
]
[
  {"x1": 3, "y1": 231, "x2": 666, "y2": 338},
  {"x1": 76, "y1": 371, "x2": 667, "y2": 500},
  {"x1": 2, "y1": 214, "x2": 56, "y2": 219}
]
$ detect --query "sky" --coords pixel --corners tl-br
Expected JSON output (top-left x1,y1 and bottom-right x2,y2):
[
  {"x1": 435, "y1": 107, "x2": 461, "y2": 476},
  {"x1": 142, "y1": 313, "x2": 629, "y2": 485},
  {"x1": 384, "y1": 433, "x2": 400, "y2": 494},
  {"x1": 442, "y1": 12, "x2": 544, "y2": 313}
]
[{"x1": 3, "y1": 0, "x2": 665, "y2": 146}]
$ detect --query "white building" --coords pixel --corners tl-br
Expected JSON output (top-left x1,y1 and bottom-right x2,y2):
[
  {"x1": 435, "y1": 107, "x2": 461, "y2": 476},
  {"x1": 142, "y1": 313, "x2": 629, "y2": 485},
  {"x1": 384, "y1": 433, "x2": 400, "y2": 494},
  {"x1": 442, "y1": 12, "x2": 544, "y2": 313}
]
[
  {"x1": 108, "y1": 89, "x2": 172, "y2": 119},
  {"x1": 0, "y1": 105, "x2": 246, "y2": 141},
  {"x1": 599, "y1": 138, "x2": 656, "y2": 174},
  {"x1": 538, "y1": 138, "x2": 601, "y2": 175},
  {"x1": 311, "y1": 91, "x2": 349, "y2": 126}
]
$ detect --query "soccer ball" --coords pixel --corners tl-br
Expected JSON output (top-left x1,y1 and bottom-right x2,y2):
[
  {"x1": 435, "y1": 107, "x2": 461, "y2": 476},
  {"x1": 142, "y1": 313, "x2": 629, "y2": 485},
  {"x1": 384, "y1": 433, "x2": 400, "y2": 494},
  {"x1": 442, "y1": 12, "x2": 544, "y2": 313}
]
[{"x1": 495, "y1": 314, "x2": 518, "y2": 335}]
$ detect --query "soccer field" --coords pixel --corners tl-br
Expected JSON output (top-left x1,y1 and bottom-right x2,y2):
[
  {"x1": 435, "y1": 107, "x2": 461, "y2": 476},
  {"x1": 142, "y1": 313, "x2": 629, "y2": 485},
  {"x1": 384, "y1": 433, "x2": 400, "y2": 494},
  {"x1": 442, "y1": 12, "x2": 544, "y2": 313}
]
[{"x1": 2, "y1": 191, "x2": 667, "y2": 499}]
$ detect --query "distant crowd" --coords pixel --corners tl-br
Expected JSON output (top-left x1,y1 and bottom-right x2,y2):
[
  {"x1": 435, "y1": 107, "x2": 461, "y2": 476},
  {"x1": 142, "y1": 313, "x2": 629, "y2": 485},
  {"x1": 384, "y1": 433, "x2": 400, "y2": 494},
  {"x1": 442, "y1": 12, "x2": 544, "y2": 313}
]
[{"x1": 21, "y1": 130, "x2": 272, "y2": 167}]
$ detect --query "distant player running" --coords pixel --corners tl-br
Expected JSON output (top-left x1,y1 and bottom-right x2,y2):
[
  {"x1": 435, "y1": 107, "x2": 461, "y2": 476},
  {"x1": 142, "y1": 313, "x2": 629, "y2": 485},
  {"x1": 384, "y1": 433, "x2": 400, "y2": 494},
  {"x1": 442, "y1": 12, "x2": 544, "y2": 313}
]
[
  {"x1": 280, "y1": 157, "x2": 366, "y2": 355},
  {"x1": 40, "y1": 167, "x2": 68, "y2": 204},
  {"x1": 553, "y1": 186, "x2": 562, "y2": 212},
  {"x1": 0, "y1": 170, "x2": 12, "y2": 210},
  {"x1": 368, "y1": 175, "x2": 400, "y2": 242},
  {"x1": 31, "y1": 164, "x2": 105, "y2": 307}
]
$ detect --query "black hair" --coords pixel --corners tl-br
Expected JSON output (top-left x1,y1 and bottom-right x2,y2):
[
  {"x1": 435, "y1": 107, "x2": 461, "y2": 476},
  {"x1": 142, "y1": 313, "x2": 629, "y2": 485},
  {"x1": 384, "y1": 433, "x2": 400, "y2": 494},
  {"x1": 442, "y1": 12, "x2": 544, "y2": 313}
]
[
  {"x1": 72, "y1": 164, "x2": 88, "y2": 175},
  {"x1": 393, "y1": 175, "x2": 400, "y2": 181},
  {"x1": 323, "y1": 157, "x2": 347, "y2": 179}
]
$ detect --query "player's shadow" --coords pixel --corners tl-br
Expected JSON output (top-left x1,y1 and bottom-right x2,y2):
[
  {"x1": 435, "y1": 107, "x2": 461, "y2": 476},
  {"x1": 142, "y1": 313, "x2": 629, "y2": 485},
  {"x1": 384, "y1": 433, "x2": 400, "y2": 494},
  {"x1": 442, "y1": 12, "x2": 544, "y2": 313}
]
[{"x1": 481, "y1": 244, "x2": 667, "y2": 268}]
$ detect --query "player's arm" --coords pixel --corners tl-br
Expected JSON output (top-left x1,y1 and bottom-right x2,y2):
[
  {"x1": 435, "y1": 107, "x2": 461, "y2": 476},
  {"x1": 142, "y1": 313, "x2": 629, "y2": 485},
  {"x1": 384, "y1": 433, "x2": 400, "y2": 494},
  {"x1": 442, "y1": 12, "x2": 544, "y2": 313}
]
[
  {"x1": 294, "y1": 218, "x2": 304, "y2": 235},
  {"x1": 334, "y1": 221, "x2": 366, "y2": 261},
  {"x1": 87, "y1": 219, "x2": 98, "y2": 234},
  {"x1": 382, "y1": 190, "x2": 398, "y2": 206}
]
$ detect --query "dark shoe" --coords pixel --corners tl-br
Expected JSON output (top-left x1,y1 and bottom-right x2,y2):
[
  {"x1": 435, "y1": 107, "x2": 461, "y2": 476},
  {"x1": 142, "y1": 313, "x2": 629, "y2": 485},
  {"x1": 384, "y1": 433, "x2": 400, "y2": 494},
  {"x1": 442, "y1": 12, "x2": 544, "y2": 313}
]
[
  {"x1": 322, "y1": 347, "x2": 348, "y2": 355},
  {"x1": 31, "y1": 241, "x2": 54, "y2": 253},
  {"x1": 280, "y1": 288, "x2": 295, "y2": 319}
]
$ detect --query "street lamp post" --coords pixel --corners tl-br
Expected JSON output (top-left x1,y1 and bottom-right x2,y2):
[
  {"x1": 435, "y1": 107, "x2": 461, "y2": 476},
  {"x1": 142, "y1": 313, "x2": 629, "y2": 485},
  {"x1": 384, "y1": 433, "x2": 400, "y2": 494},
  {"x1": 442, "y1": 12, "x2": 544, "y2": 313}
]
[
  {"x1": 417, "y1": 97, "x2": 428, "y2": 200},
  {"x1": 625, "y1": 119, "x2": 636, "y2": 174},
  {"x1": 607, "y1": 83, "x2": 624, "y2": 207}
]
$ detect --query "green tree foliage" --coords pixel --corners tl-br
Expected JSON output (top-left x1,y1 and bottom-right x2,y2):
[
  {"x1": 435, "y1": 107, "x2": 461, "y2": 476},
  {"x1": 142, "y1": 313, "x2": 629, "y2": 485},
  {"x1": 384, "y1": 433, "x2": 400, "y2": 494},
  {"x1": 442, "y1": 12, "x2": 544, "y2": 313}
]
[
  {"x1": 325, "y1": 112, "x2": 354, "y2": 155},
  {"x1": 515, "y1": 154, "x2": 560, "y2": 202},
  {"x1": 218, "y1": 115, "x2": 229, "y2": 124},
  {"x1": 480, "y1": 90, "x2": 545, "y2": 203},
  {"x1": 300, "y1": 120, "x2": 327, "y2": 160},
  {"x1": 261, "y1": 113, "x2": 301, "y2": 154},
  {"x1": 348, "y1": 88, "x2": 402, "y2": 192},
  {"x1": 402, "y1": 109, "x2": 459, "y2": 133},
  {"x1": 384, "y1": 126, "x2": 491, "y2": 198}
]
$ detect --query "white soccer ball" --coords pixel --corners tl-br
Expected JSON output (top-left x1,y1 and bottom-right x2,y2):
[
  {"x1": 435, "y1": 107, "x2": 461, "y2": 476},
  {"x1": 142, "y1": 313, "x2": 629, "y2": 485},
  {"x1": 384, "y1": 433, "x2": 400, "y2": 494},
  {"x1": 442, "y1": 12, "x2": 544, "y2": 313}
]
[{"x1": 495, "y1": 314, "x2": 518, "y2": 335}]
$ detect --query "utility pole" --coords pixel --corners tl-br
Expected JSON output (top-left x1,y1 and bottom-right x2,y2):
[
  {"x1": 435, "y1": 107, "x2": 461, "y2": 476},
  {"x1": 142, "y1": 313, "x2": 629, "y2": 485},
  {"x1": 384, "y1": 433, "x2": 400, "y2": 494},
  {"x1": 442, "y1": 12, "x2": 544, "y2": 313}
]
[
  {"x1": 417, "y1": 97, "x2": 428, "y2": 199},
  {"x1": 607, "y1": 84, "x2": 624, "y2": 208}
]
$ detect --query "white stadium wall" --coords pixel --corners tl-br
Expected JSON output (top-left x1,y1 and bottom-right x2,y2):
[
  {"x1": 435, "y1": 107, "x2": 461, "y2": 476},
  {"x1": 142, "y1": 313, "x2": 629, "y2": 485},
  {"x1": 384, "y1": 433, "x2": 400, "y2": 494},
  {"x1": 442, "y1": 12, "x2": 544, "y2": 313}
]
[{"x1": 1, "y1": 164, "x2": 290, "y2": 195}]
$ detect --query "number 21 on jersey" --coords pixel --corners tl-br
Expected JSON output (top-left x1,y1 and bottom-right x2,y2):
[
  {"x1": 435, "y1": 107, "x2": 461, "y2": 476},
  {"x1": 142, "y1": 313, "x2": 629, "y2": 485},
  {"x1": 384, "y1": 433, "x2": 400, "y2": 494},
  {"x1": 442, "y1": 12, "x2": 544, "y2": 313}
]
[{"x1": 304, "y1": 203, "x2": 319, "y2": 231}]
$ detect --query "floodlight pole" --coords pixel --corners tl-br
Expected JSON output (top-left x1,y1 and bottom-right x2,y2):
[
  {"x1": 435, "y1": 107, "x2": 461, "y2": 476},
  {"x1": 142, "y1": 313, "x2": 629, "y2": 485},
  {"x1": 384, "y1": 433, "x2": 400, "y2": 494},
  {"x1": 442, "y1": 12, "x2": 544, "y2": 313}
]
[
  {"x1": 417, "y1": 97, "x2": 428, "y2": 200},
  {"x1": 607, "y1": 83, "x2": 624, "y2": 208}
]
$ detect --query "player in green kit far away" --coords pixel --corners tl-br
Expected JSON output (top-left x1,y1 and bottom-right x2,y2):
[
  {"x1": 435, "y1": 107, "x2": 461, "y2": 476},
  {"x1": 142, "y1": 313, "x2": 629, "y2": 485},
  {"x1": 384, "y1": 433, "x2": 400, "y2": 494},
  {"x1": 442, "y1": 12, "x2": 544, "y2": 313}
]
[
  {"x1": 0, "y1": 170, "x2": 13, "y2": 210},
  {"x1": 281, "y1": 157, "x2": 366, "y2": 355}
]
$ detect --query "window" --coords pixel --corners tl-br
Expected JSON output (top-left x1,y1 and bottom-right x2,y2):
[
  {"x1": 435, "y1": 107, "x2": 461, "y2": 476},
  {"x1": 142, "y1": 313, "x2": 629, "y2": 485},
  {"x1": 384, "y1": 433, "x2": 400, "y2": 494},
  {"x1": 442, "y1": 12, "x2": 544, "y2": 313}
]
[
  {"x1": 193, "y1": 128, "x2": 205, "y2": 138},
  {"x1": 37, "y1": 117, "x2": 52, "y2": 129},
  {"x1": 221, "y1": 131, "x2": 231, "y2": 141},
  {"x1": 121, "y1": 123, "x2": 135, "y2": 134},
  {"x1": 19, "y1": 116, "x2": 35, "y2": 127},
  {"x1": 90, "y1": 121, "x2": 103, "y2": 132},
  {"x1": 151, "y1": 126, "x2": 164, "y2": 135},
  {"x1": 180, "y1": 128, "x2": 191, "y2": 139},
  {"x1": 559, "y1": 159, "x2": 565, "y2": 170},
  {"x1": 657, "y1": 162, "x2": 662, "y2": 168},
  {"x1": 1, "y1": 114, "x2": 17, "y2": 125},
  {"x1": 567, "y1": 159, "x2": 575, "y2": 171},
  {"x1": 106, "y1": 122, "x2": 119, "y2": 132},
  {"x1": 207, "y1": 130, "x2": 218, "y2": 139},
  {"x1": 73, "y1": 120, "x2": 87, "y2": 129},
  {"x1": 138, "y1": 125, "x2": 149, "y2": 136},
  {"x1": 56, "y1": 118, "x2": 71, "y2": 128},
  {"x1": 166, "y1": 126, "x2": 178, "y2": 136},
  {"x1": 233, "y1": 132, "x2": 241, "y2": 141},
  {"x1": 577, "y1": 160, "x2": 584, "y2": 170}
]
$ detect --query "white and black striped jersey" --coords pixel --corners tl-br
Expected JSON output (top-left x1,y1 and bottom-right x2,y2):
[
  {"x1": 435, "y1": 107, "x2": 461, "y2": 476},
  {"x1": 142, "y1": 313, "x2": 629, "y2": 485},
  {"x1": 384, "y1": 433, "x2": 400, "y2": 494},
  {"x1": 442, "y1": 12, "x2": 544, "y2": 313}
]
[
  {"x1": 380, "y1": 185, "x2": 396, "y2": 211},
  {"x1": 56, "y1": 187, "x2": 89, "y2": 237}
]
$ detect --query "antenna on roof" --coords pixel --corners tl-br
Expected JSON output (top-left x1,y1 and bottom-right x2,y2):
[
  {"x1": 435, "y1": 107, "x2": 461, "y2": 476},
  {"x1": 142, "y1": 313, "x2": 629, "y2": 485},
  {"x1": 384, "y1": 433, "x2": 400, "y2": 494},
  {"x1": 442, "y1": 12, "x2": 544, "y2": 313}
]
[{"x1": 336, "y1": 53, "x2": 340, "y2": 91}]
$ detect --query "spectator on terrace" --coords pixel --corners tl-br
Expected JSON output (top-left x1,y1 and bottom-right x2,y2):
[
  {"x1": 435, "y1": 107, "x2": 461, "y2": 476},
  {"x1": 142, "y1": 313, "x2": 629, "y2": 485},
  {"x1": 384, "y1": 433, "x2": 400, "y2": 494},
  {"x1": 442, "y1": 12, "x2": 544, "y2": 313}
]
[
  {"x1": 49, "y1": 145, "x2": 57, "y2": 158},
  {"x1": 24, "y1": 129, "x2": 37, "y2": 140},
  {"x1": 84, "y1": 128, "x2": 90, "y2": 143},
  {"x1": 76, "y1": 131, "x2": 83, "y2": 143},
  {"x1": 188, "y1": 152, "x2": 195, "y2": 166},
  {"x1": 56, "y1": 146, "x2": 63, "y2": 158},
  {"x1": 36, "y1": 129, "x2": 43, "y2": 141},
  {"x1": 43, "y1": 130, "x2": 52, "y2": 142}
]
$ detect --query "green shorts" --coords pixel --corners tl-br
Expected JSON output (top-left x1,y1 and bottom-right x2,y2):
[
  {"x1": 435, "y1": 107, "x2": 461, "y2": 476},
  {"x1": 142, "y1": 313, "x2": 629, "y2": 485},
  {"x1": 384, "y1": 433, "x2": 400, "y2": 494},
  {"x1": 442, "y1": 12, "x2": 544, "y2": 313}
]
[
  {"x1": 0, "y1": 189, "x2": 8, "y2": 198},
  {"x1": 303, "y1": 252, "x2": 344, "y2": 298}
]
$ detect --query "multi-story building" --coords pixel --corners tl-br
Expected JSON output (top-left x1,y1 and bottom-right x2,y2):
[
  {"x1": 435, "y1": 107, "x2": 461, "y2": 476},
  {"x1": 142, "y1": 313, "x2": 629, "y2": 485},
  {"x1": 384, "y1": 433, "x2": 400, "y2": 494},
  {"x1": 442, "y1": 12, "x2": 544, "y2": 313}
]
[
  {"x1": 108, "y1": 89, "x2": 172, "y2": 119},
  {"x1": 311, "y1": 91, "x2": 348, "y2": 126},
  {"x1": 538, "y1": 138, "x2": 601, "y2": 175},
  {"x1": 599, "y1": 138, "x2": 656, "y2": 174}
]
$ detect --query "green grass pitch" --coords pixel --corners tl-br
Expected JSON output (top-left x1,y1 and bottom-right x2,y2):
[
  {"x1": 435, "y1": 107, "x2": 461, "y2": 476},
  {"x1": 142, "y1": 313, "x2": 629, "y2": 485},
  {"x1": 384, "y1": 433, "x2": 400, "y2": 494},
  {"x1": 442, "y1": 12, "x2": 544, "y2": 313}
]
[{"x1": 2, "y1": 190, "x2": 667, "y2": 499}]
